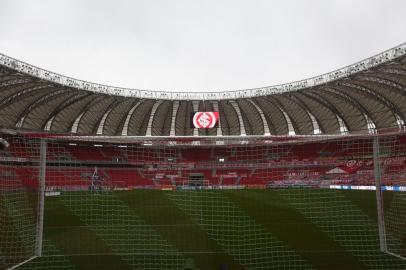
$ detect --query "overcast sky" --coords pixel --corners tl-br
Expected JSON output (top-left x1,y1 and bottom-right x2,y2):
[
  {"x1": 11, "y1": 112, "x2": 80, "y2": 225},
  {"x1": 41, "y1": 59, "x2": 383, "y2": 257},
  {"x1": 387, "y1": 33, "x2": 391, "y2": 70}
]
[{"x1": 0, "y1": 0, "x2": 405, "y2": 92}]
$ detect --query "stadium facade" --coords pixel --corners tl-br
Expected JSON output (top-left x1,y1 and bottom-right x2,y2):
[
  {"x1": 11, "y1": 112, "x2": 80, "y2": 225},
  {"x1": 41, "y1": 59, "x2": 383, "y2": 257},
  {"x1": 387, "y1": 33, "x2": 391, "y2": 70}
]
[{"x1": 0, "y1": 43, "x2": 405, "y2": 137}]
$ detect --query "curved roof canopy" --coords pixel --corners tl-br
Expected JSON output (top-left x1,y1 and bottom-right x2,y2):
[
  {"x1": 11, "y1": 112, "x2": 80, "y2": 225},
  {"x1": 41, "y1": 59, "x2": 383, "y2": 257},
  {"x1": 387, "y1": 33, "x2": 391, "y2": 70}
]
[{"x1": 0, "y1": 43, "x2": 406, "y2": 136}]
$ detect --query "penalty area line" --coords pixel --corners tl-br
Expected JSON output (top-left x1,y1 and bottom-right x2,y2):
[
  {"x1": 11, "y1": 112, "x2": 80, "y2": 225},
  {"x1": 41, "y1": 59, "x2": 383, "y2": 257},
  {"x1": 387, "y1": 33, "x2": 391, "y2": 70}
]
[
  {"x1": 385, "y1": 250, "x2": 406, "y2": 261},
  {"x1": 7, "y1": 256, "x2": 37, "y2": 270}
]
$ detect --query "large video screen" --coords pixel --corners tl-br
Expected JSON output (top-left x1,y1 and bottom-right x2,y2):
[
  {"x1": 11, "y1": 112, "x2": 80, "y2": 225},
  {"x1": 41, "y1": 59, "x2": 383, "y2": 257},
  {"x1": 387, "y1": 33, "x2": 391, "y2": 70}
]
[{"x1": 190, "y1": 112, "x2": 219, "y2": 128}]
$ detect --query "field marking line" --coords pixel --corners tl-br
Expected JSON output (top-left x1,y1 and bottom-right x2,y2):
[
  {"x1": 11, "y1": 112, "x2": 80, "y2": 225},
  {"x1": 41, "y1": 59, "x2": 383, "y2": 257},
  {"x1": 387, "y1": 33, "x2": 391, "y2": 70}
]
[
  {"x1": 6, "y1": 256, "x2": 37, "y2": 270},
  {"x1": 385, "y1": 251, "x2": 406, "y2": 261}
]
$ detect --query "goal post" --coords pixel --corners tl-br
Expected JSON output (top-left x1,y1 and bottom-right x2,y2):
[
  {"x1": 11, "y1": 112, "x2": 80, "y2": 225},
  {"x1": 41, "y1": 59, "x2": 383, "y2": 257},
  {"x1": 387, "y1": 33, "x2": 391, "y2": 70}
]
[
  {"x1": 34, "y1": 139, "x2": 46, "y2": 257},
  {"x1": 377, "y1": 133, "x2": 406, "y2": 261},
  {"x1": 373, "y1": 135, "x2": 387, "y2": 252},
  {"x1": 6, "y1": 140, "x2": 47, "y2": 269},
  {"x1": 0, "y1": 135, "x2": 42, "y2": 270}
]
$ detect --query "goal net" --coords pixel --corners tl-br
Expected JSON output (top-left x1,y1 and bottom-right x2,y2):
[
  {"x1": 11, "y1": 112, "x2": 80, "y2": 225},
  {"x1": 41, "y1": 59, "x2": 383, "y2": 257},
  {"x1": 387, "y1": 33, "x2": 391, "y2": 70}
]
[
  {"x1": 1, "y1": 131, "x2": 405, "y2": 269},
  {"x1": 0, "y1": 134, "x2": 40, "y2": 269},
  {"x1": 378, "y1": 134, "x2": 406, "y2": 260}
]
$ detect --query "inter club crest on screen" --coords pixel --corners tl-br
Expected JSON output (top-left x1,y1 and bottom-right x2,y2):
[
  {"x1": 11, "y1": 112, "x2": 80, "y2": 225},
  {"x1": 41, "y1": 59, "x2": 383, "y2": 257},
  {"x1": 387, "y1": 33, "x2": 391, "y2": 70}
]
[{"x1": 190, "y1": 112, "x2": 220, "y2": 128}]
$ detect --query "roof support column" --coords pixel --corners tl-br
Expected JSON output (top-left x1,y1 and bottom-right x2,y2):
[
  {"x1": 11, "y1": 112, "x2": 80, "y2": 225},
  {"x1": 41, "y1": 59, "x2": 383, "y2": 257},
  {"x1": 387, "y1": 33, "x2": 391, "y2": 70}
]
[
  {"x1": 229, "y1": 100, "x2": 246, "y2": 136},
  {"x1": 192, "y1": 100, "x2": 199, "y2": 136},
  {"x1": 247, "y1": 99, "x2": 271, "y2": 135},
  {"x1": 281, "y1": 109, "x2": 295, "y2": 135},
  {"x1": 212, "y1": 101, "x2": 222, "y2": 136},
  {"x1": 96, "y1": 108, "x2": 112, "y2": 135},
  {"x1": 170, "y1": 100, "x2": 179, "y2": 136},
  {"x1": 146, "y1": 100, "x2": 163, "y2": 136},
  {"x1": 121, "y1": 100, "x2": 142, "y2": 136}
]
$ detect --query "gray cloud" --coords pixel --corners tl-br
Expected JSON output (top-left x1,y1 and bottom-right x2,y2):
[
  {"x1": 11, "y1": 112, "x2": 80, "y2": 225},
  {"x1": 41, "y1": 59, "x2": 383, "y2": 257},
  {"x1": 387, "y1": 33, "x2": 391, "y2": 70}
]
[{"x1": 0, "y1": 0, "x2": 405, "y2": 92}]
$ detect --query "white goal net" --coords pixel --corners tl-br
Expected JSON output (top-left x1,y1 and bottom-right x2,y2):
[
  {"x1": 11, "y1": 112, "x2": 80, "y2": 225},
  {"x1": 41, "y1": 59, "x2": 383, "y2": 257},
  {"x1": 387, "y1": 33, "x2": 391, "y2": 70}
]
[{"x1": 0, "y1": 131, "x2": 405, "y2": 269}]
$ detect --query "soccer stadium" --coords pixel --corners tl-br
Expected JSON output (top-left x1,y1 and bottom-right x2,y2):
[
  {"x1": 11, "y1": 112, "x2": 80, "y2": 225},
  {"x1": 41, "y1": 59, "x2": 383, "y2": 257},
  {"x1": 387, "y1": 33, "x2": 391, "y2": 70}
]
[{"x1": 1, "y1": 37, "x2": 406, "y2": 270}]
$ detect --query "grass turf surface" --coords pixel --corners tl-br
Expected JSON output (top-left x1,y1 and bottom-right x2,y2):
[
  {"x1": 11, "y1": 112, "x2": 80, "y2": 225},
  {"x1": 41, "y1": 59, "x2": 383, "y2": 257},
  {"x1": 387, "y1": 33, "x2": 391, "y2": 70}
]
[{"x1": 3, "y1": 189, "x2": 406, "y2": 269}]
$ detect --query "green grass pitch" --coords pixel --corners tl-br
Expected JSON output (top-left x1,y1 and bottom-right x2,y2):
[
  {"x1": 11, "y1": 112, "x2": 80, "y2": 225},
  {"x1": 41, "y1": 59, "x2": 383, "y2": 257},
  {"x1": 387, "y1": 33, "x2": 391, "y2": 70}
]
[{"x1": 3, "y1": 189, "x2": 406, "y2": 269}]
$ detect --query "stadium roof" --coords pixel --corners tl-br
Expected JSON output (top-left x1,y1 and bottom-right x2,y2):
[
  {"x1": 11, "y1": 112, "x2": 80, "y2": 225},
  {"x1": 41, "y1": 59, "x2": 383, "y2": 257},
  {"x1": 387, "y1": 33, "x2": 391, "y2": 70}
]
[{"x1": 0, "y1": 43, "x2": 406, "y2": 136}]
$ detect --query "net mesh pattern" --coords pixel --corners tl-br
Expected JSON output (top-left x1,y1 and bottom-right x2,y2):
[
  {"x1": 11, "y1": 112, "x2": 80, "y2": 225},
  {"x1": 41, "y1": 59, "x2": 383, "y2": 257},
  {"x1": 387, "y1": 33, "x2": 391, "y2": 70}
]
[{"x1": 0, "y1": 132, "x2": 405, "y2": 269}]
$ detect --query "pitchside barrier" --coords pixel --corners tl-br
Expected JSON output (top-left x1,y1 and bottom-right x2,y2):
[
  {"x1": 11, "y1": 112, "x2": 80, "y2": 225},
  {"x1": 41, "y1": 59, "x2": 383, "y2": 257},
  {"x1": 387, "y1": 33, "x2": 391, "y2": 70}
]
[{"x1": 0, "y1": 130, "x2": 406, "y2": 269}]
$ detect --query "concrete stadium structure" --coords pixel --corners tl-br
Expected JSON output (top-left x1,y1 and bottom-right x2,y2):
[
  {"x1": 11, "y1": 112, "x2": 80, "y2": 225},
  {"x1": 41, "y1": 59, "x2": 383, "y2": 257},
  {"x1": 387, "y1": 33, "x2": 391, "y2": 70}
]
[{"x1": 0, "y1": 43, "x2": 405, "y2": 136}]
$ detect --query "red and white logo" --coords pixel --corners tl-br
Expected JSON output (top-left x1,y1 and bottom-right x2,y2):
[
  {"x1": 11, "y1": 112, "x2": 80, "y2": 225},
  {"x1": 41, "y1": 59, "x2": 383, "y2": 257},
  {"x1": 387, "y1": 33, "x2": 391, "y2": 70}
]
[{"x1": 192, "y1": 112, "x2": 219, "y2": 128}]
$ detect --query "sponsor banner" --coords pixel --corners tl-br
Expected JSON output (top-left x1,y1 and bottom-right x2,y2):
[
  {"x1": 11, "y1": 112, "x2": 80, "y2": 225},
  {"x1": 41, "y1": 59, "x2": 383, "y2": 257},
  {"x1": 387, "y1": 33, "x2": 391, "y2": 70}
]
[
  {"x1": 217, "y1": 185, "x2": 245, "y2": 190},
  {"x1": 190, "y1": 112, "x2": 219, "y2": 128},
  {"x1": 113, "y1": 187, "x2": 129, "y2": 191},
  {"x1": 329, "y1": 185, "x2": 406, "y2": 192},
  {"x1": 179, "y1": 185, "x2": 214, "y2": 190},
  {"x1": 0, "y1": 156, "x2": 28, "y2": 162},
  {"x1": 45, "y1": 191, "x2": 61, "y2": 197},
  {"x1": 382, "y1": 186, "x2": 406, "y2": 191},
  {"x1": 246, "y1": 184, "x2": 266, "y2": 189}
]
